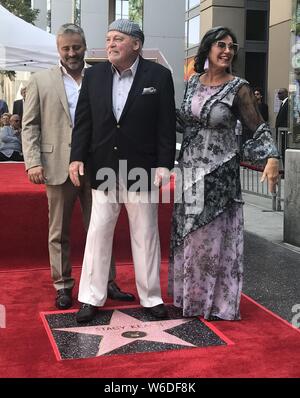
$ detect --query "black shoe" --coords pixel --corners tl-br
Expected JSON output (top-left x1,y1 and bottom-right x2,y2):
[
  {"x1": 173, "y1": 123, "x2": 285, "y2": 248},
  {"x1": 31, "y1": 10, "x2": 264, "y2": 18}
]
[
  {"x1": 145, "y1": 304, "x2": 168, "y2": 319},
  {"x1": 206, "y1": 315, "x2": 222, "y2": 321},
  {"x1": 107, "y1": 281, "x2": 135, "y2": 302},
  {"x1": 55, "y1": 288, "x2": 72, "y2": 310},
  {"x1": 76, "y1": 303, "x2": 98, "y2": 323}
]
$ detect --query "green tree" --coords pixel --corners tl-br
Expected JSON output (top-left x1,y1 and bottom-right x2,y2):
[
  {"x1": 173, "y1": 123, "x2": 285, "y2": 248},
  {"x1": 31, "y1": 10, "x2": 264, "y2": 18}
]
[
  {"x1": 129, "y1": 0, "x2": 143, "y2": 27},
  {"x1": 0, "y1": 0, "x2": 39, "y2": 24}
]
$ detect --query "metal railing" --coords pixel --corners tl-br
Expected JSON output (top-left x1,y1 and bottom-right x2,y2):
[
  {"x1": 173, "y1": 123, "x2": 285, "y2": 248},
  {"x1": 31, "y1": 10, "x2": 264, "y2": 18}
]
[
  {"x1": 240, "y1": 126, "x2": 287, "y2": 212},
  {"x1": 240, "y1": 162, "x2": 284, "y2": 211},
  {"x1": 276, "y1": 127, "x2": 290, "y2": 160}
]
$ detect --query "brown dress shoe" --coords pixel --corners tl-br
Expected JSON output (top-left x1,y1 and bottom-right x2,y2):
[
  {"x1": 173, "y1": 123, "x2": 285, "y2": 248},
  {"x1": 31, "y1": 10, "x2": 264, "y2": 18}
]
[
  {"x1": 107, "y1": 281, "x2": 135, "y2": 301},
  {"x1": 55, "y1": 288, "x2": 72, "y2": 310}
]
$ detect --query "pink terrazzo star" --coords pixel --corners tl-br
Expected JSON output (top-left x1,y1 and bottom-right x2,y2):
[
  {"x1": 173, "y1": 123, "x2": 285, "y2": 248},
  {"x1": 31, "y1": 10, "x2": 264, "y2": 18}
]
[{"x1": 55, "y1": 309, "x2": 196, "y2": 356}]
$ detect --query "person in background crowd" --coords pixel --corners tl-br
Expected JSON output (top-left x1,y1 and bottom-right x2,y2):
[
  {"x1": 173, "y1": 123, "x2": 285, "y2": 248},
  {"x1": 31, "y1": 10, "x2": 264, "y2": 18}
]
[
  {"x1": 0, "y1": 99, "x2": 9, "y2": 117},
  {"x1": 10, "y1": 114, "x2": 22, "y2": 138},
  {"x1": 0, "y1": 114, "x2": 23, "y2": 161},
  {"x1": 169, "y1": 26, "x2": 279, "y2": 321},
  {"x1": 275, "y1": 88, "x2": 288, "y2": 168},
  {"x1": 234, "y1": 119, "x2": 243, "y2": 153},
  {"x1": 13, "y1": 87, "x2": 26, "y2": 125},
  {"x1": 254, "y1": 87, "x2": 269, "y2": 123},
  {"x1": 22, "y1": 23, "x2": 134, "y2": 311},
  {"x1": 276, "y1": 88, "x2": 288, "y2": 129},
  {"x1": 0, "y1": 112, "x2": 11, "y2": 127}
]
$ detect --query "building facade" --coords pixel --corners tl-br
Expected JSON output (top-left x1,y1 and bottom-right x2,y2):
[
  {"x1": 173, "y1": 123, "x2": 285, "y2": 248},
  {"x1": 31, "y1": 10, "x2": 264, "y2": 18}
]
[
  {"x1": 31, "y1": 0, "x2": 292, "y2": 122},
  {"x1": 183, "y1": 0, "x2": 292, "y2": 129},
  {"x1": 31, "y1": 0, "x2": 185, "y2": 105},
  {"x1": 268, "y1": 0, "x2": 291, "y2": 127}
]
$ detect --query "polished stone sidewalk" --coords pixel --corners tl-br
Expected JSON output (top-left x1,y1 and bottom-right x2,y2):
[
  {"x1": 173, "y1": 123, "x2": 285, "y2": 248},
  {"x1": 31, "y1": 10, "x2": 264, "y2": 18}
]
[{"x1": 243, "y1": 192, "x2": 300, "y2": 325}]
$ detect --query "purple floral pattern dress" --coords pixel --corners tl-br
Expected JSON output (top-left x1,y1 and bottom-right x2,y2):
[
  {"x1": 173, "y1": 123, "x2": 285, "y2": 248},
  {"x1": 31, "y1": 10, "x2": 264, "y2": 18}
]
[{"x1": 168, "y1": 74, "x2": 279, "y2": 320}]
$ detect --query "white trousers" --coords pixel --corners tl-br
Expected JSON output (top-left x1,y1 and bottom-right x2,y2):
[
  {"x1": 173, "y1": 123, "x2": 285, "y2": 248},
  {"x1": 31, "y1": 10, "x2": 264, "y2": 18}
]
[{"x1": 78, "y1": 186, "x2": 163, "y2": 308}]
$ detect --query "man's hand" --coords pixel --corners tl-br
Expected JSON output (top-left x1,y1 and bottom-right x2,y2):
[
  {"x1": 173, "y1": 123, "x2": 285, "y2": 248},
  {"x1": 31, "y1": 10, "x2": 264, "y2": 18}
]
[
  {"x1": 69, "y1": 161, "x2": 84, "y2": 187},
  {"x1": 261, "y1": 158, "x2": 279, "y2": 193},
  {"x1": 27, "y1": 166, "x2": 47, "y2": 184},
  {"x1": 154, "y1": 167, "x2": 170, "y2": 188}
]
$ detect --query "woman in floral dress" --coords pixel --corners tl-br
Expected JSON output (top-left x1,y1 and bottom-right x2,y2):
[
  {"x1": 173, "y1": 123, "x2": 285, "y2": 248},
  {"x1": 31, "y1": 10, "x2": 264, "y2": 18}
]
[{"x1": 169, "y1": 27, "x2": 279, "y2": 320}]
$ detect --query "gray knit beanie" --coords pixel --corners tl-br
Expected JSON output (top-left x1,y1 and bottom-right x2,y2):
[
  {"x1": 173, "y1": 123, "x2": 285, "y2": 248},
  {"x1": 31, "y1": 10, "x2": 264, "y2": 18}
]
[{"x1": 108, "y1": 19, "x2": 144, "y2": 44}]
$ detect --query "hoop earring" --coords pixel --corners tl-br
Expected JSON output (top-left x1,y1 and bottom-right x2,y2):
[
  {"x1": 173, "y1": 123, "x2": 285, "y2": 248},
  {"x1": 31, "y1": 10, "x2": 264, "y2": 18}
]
[{"x1": 204, "y1": 58, "x2": 209, "y2": 71}]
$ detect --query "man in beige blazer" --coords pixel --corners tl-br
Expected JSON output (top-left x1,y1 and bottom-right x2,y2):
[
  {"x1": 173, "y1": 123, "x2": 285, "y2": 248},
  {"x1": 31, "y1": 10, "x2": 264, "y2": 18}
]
[{"x1": 22, "y1": 23, "x2": 134, "y2": 310}]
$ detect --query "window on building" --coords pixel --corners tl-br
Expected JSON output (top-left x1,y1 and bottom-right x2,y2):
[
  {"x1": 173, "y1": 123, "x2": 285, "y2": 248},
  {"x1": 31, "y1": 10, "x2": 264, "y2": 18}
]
[
  {"x1": 246, "y1": 10, "x2": 268, "y2": 41},
  {"x1": 116, "y1": 0, "x2": 129, "y2": 19},
  {"x1": 187, "y1": 15, "x2": 200, "y2": 48},
  {"x1": 187, "y1": 0, "x2": 200, "y2": 9},
  {"x1": 185, "y1": 20, "x2": 188, "y2": 48},
  {"x1": 245, "y1": 52, "x2": 267, "y2": 94},
  {"x1": 115, "y1": 0, "x2": 143, "y2": 27}
]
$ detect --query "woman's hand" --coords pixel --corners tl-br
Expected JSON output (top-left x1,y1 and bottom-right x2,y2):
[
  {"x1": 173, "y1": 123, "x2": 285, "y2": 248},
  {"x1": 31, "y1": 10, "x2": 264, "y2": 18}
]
[{"x1": 260, "y1": 158, "x2": 279, "y2": 193}]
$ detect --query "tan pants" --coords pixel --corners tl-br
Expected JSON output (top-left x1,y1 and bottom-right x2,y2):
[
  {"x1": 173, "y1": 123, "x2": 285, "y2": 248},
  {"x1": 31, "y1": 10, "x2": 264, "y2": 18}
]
[
  {"x1": 46, "y1": 177, "x2": 115, "y2": 290},
  {"x1": 78, "y1": 186, "x2": 163, "y2": 308}
]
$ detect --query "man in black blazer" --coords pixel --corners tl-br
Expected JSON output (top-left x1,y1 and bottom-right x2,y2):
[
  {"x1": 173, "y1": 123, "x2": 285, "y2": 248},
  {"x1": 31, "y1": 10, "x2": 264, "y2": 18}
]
[
  {"x1": 69, "y1": 19, "x2": 176, "y2": 322},
  {"x1": 275, "y1": 88, "x2": 288, "y2": 129},
  {"x1": 12, "y1": 87, "x2": 26, "y2": 124},
  {"x1": 275, "y1": 88, "x2": 288, "y2": 167}
]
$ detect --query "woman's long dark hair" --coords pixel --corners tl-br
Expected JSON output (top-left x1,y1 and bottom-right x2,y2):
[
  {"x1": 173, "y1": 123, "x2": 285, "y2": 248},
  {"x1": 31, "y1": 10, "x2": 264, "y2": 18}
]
[{"x1": 194, "y1": 26, "x2": 238, "y2": 73}]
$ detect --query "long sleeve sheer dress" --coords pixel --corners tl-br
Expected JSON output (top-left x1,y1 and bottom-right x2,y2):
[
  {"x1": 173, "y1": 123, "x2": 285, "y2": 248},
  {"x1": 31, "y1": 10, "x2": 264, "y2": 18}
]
[{"x1": 169, "y1": 74, "x2": 279, "y2": 320}]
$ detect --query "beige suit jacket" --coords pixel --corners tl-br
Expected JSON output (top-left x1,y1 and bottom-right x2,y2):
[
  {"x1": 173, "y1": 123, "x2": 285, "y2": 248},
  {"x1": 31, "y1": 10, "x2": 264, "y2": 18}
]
[{"x1": 22, "y1": 66, "x2": 73, "y2": 185}]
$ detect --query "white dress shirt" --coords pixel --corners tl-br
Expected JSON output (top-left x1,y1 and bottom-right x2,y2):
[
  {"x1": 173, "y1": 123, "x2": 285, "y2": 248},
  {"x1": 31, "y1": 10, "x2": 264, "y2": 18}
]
[
  {"x1": 59, "y1": 61, "x2": 89, "y2": 127},
  {"x1": 281, "y1": 97, "x2": 288, "y2": 107},
  {"x1": 112, "y1": 56, "x2": 139, "y2": 122}
]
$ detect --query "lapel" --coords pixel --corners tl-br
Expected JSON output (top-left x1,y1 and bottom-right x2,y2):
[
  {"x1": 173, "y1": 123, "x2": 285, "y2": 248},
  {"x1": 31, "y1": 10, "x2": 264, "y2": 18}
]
[
  {"x1": 279, "y1": 102, "x2": 283, "y2": 113},
  {"x1": 283, "y1": 100, "x2": 288, "y2": 111},
  {"x1": 102, "y1": 62, "x2": 114, "y2": 119},
  {"x1": 277, "y1": 102, "x2": 285, "y2": 120},
  {"x1": 118, "y1": 56, "x2": 148, "y2": 123},
  {"x1": 50, "y1": 66, "x2": 72, "y2": 123},
  {"x1": 279, "y1": 99, "x2": 288, "y2": 113}
]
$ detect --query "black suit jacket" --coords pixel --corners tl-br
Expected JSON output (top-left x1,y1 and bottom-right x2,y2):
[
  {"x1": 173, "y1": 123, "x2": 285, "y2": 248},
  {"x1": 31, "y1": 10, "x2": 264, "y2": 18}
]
[
  {"x1": 12, "y1": 99, "x2": 24, "y2": 120},
  {"x1": 71, "y1": 57, "x2": 176, "y2": 190},
  {"x1": 275, "y1": 100, "x2": 288, "y2": 129},
  {"x1": 258, "y1": 102, "x2": 269, "y2": 122}
]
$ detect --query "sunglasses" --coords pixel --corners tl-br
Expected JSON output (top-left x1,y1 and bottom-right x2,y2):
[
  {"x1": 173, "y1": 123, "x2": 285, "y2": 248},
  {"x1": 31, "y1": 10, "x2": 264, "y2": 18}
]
[{"x1": 215, "y1": 41, "x2": 239, "y2": 54}]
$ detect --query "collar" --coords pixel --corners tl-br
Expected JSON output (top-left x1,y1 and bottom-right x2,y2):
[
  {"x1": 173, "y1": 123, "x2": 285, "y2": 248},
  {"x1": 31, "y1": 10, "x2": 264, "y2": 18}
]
[
  {"x1": 282, "y1": 97, "x2": 288, "y2": 105},
  {"x1": 59, "y1": 60, "x2": 89, "y2": 77},
  {"x1": 111, "y1": 55, "x2": 140, "y2": 78}
]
